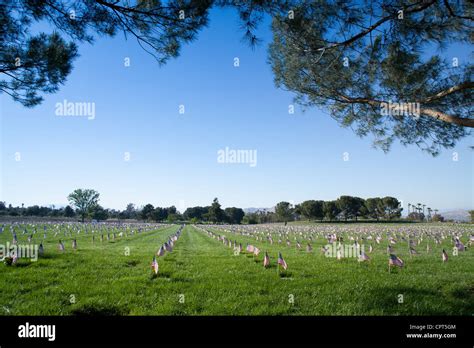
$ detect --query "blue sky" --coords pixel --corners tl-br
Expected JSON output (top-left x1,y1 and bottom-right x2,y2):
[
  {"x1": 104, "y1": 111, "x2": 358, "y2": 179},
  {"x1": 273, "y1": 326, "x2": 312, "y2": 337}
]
[{"x1": 1, "y1": 7, "x2": 472, "y2": 213}]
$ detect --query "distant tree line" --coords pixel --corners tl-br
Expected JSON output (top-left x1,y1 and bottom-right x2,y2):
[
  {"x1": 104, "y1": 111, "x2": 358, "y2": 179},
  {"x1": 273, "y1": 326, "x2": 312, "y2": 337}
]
[
  {"x1": 1, "y1": 191, "x2": 448, "y2": 224},
  {"x1": 241, "y1": 196, "x2": 405, "y2": 224},
  {"x1": 0, "y1": 195, "x2": 245, "y2": 224}
]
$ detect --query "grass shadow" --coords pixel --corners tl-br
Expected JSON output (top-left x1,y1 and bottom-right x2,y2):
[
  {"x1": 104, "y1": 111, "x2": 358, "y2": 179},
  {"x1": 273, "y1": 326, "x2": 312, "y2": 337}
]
[
  {"x1": 125, "y1": 260, "x2": 140, "y2": 267},
  {"x1": 71, "y1": 304, "x2": 129, "y2": 316},
  {"x1": 279, "y1": 271, "x2": 293, "y2": 278}
]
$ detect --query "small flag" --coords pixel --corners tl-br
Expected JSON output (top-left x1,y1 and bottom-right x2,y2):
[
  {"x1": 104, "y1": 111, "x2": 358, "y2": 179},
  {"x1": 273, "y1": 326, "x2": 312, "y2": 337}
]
[
  {"x1": 157, "y1": 245, "x2": 165, "y2": 256},
  {"x1": 253, "y1": 247, "x2": 260, "y2": 256},
  {"x1": 263, "y1": 252, "x2": 270, "y2": 268},
  {"x1": 389, "y1": 254, "x2": 404, "y2": 268},
  {"x1": 12, "y1": 251, "x2": 18, "y2": 265},
  {"x1": 409, "y1": 247, "x2": 418, "y2": 255},
  {"x1": 72, "y1": 239, "x2": 77, "y2": 250},
  {"x1": 442, "y1": 249, "x2": 448, "y2": 262},
  {"x1": 151, "y1": 256, "x2": 159, "y2": 274},
  {"x1": 58, "y1": 240, "x2": 65, "y2": 251},
  {"x1": 455, "y1": 239, "x2": 465, "y2": 251},
  {"x1": 277, "y1": 252, "x2": 287, "y2": 270},
  {"x1": 358, "y1": 251, "x2": 370, "y2": 262},
  {"x1": 306, "y1": 243, "x2": 312, "y2": 252}
]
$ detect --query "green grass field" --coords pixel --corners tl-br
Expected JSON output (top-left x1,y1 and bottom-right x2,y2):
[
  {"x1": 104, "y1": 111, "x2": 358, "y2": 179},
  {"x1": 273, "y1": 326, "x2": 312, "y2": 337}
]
[{"x1": 0, "y1": 224, "x2": 472, "y2": 315}]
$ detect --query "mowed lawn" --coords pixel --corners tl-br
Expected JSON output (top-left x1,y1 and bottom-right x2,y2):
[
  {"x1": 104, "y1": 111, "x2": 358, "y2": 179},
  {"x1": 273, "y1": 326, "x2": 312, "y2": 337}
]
[{"x1": 0, "y1": 225, "x2": 472, "y2": 315}]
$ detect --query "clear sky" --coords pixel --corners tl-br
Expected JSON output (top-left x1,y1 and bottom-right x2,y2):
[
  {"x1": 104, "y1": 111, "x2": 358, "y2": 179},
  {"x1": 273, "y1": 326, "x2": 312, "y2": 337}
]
[{"x1": 1, "y1": 7, "x2": 473, "y2": 213}]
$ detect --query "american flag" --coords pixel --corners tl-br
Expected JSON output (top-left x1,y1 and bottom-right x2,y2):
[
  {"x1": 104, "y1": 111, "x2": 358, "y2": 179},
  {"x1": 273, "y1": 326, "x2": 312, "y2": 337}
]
[
  {"x1": 358, "y1": 251, "x2": 370, "y2": 262},
  {"x1": 157, "y1": 245, "x2": 165, "y2": 256},
  {"x1": 306, "y1": 243, "x2": 312, "y2": 252},
  {"x1": 442, "y1": 249, "x2": 448, "y2": 262},
  {"x1": 58, "y1": 240, "x2": 65, "y2": 251},
  {"x1": 151, "y1": 256, "x2": 159, "y2": 274},
  {"x1": 409, "y1": 247, "x2": 418, "y2": 255},
  {"x1": 389, "y1": 254, "x2": 404, "y2": 268},
  {"x1": 263, "y1": 252, "x2": 270, "y2": 268},
  {"x1": 277, "y1": 252, "x2": 287, "y2": 270},
  {"x1": 246, "y1": 244, "x2": 254, "y2": 253},
  {"x1": 12, "y1": 251, "x2": 18, "y2": 265},
  {"x1": 72, "y1": 239, "x2": 77, "y2": 250},
  {"x1": 455, "y1": 239, "x2": 465, "y2": 251},
  {"x1": 253, "y1": 247, "x2": 260, "y2": 256}
]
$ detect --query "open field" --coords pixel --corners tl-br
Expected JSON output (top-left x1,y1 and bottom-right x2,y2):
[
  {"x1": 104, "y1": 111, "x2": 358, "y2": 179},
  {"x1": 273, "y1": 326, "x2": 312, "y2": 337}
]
[{"x1": 0, "y1": 223, "x2": 472, "y2": 315}]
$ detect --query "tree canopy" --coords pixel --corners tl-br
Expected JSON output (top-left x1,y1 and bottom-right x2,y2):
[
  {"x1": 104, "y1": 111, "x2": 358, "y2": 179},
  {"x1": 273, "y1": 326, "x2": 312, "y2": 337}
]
[
  {"x1": 1, "y1": 0, "x2": 472, "y2": 154},
  {"x1": 67, "y1": 188, "x2": 100, "y2": 222},
  {"x1": 269, "y1": 0, "x2": 473, "y2": 155}
]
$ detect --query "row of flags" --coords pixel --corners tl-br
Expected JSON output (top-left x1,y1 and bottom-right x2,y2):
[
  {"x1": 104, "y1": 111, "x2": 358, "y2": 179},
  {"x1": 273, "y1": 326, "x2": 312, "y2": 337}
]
[
  {"x1": 198, "y1": 225, "x2": 462, "y2": 275},
  {"x1": 206, "y1": 224, "x2": 472, "y2": 254},
  {"x1": 151, "y1": 225, "x2": 184, "y2": 275},
  {"x1": 196, "y1": 226, "x2": 290, "y2": 271}
]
